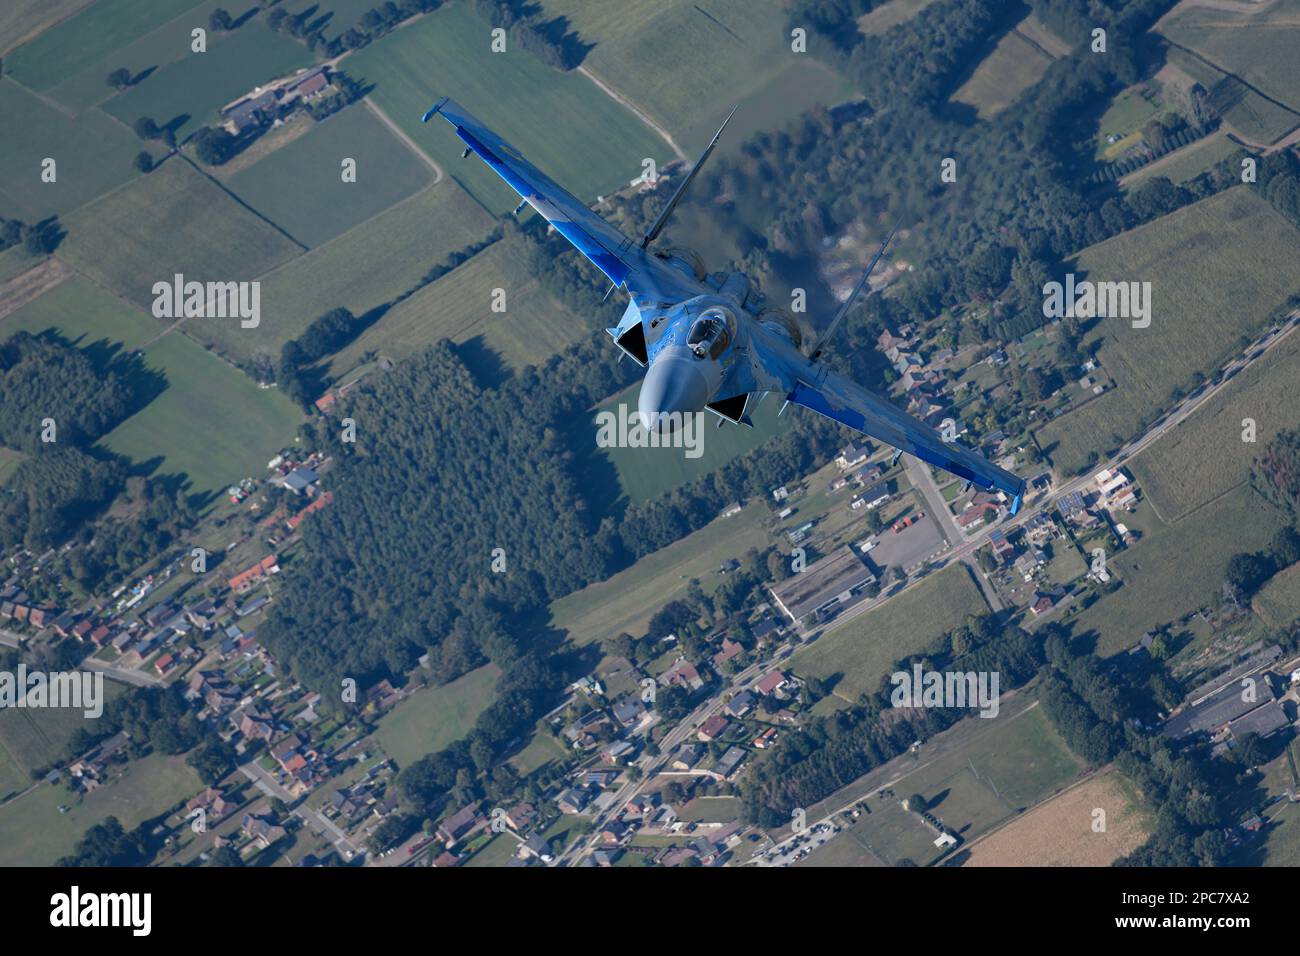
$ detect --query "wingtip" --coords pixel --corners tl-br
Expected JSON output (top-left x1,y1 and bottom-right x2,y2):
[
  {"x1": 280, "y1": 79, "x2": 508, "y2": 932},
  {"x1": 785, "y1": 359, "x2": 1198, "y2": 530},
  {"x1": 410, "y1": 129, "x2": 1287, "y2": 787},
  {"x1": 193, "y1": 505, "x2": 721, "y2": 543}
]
[
  {"x1": 1010, "y1": 482, "x2": 1026, "y2": 516},
  {"x1": 710, "y1": 104, "x2": 740, "y2": 144},
  {"x1": 420, "y1": 96, "x2": 450, "y2": 124}
]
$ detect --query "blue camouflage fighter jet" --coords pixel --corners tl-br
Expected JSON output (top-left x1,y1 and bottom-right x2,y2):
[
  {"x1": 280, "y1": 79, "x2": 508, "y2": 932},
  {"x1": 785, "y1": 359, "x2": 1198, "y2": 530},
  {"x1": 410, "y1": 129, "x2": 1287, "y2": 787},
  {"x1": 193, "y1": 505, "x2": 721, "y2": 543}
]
[{"x1": 422, "y1": 97, "x2": 1025, "y2": 514}]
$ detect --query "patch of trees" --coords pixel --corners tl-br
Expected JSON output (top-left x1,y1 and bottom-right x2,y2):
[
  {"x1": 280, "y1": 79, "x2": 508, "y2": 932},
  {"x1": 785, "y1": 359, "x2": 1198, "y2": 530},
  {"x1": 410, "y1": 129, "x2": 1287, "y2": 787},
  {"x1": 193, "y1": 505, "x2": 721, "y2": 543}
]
[
  {"x1": 192, "y1": 126, "x2": 237, "y2": 166},
  {"x1": 267, "y1": 225, "x2": 502, "y2": 394},
  {"x1": 398, "y1": 654, "x2": 557, "y2": 812},
  {"x1": 269, "y1": 0, "x2": 442, "y2": 57},
  {"x1": 132, "y1": 115, "x2": 176, "y2": 149},
  {"x1": 55, "y1": 477, "x2": 196, "y2": 594},
  {"x1": 1038, "y1": 629, "x2": 1231, "y2": 866},
  {"x1": 785, "y1": 0, "x2": 884, "y2": 54},
  {"x1": 1223, "y1": 526, "x2": 1300, "y2": 606},
  {"x1": 0, "y1": 448, "x2": 125, "y2": 553},
  {"x1": 464, "y1": 0, "x2": 589, "y2": 71},
  {"x1": 1030, "y1": 0, "x2": 1177, "y2": 54},
  {"x1": 57, "y1": 816, "x2": 153, "y2": 867},
  {"x1": 1256, "y1": 150, "x2": 1300, "y2": 230},
  {"x1": 0, "y1": 215, "x2": 62, "y2": 256},
  {"x1": 847, "y1": 0, "x2": 1020, "y2": 108},
  {"x1": 277, "y1": 307, "x2": 364, "y2": 406},
  {"x1": 0, "y1": 333, "x2": 178, "y2": 575},
  {"x1": 1254, "y1": 427, "x2": 1300, "y2": 515},
  {"x1": 506, "y1": 219, "x2": 611, "y2": 325},
  {"x1": 303, "y1": 71, "x2": 367, "y2": 122},
  {"x1": 188, "y1": 739, "x2": 239, "y2": 786},
  {"x1": 1089, "y1": 120, "x2": 1215, "y2": 184},
  {"x1": 62, "y1": 684, "x2": 204, "y2": 769},
  {"x1": 0, "y1": 333, "x2": 137, "y2": 452}
]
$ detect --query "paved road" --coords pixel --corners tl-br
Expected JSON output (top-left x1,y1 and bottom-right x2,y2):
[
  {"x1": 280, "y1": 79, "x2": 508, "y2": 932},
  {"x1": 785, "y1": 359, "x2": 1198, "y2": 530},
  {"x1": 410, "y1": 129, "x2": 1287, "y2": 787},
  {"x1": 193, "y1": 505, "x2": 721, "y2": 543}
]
[
  {"x1": 903, "y1": 456, "x2": 1004, "y2": 612},
  {"x1": 239, "y1": 762, "x2": 360, "y2": 860},
  {"x1": 0, "y1": 628, "x2": 162, "y2": 687}
]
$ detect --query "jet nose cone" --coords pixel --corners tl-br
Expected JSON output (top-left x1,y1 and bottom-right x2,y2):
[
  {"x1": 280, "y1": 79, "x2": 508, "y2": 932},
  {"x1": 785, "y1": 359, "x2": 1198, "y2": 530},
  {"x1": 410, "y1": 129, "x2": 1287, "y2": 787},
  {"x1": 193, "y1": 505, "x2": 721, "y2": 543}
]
[{"x1": 639, "y1": 350, "x2": 710, "y2": 433}]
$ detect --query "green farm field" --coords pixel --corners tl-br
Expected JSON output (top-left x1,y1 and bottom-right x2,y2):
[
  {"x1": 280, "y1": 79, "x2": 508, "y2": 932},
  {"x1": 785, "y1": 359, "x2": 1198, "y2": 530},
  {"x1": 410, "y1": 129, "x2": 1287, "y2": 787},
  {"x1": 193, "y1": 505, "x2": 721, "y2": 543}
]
[
  {"x1": 2, "y1": 0, "x2": 199, "y2": 95},
  {"x1": 374, "y1": 664, "x2": 500, "y2": 768},
  {"x1": 0, "y1": 0, "x2": 94, "y2": 56},
  {"x1": 550, "y1": 503, "x2": 771, "y2": 647},
  {"x1": 592, "y1": 383, "x2": 788, "y2": 504},
  {"x1": 1035, "y1": 188, "x2": 1300, "y2": 477},
  {"x1": 1095, "y1": 86, "x2": 1164, "y2": 159},
  {"x1": 326, "y1": 238, "x2": 587, "y2": 378},
  {"x1": 1164, "y1": 48, "x2": 1300, "y2": 147},
  {"x1": 0, "y1": 681, "x2": 127, "y2": 784},
  {"x1": 345, "y1": 3, "x2": 667, "y2": 213},
  {"x1": 0, "y1": 81, "x2": 146, "y2": 222},
  {"x1": 1071, "y1": 484, "x2": 1287, "y2": 656},
  {"x1": 59, "y1": 157, "x2": 304, "y2": 312},
  {"x1": 5, "y1": 0, "x2": 235, "y2": 115},
  {"x1": 791, "y1": 562, "x2": 989, "y2": 706},
  {"x1": 187, "y1": 179, "x2": 494, "y2": 365},
  {"x1": 1159, "y1": 0, "x2": 1300, "y2": 120},
  {"x1": 102, "y1": 330, "x2": 305, "y2": 500},
  {"x1": 4, "y1": 274, "x2": 304, "y2": 498},
  {"x1": 1124, "y1": 132, "x2": 1241, "y2": 188},
  {"x1": 1129, "y1": 331, "x2": 1300, "y2": 522},
  {"x1": 0, "y1": 751, "x2": 201, "y2": 866},
  {"x1": 817, "y1": 699, "x2": 1082, "y2": 865},
  {"x1": 0, "y1": 274, "x2": 158, "y2": 351},
  {"x1": 226, "y1": 103, "x2": 435, "y2": 248},
  {"x1": 278, "y1": 0, "x2": 378, "y2": 42},
  {"x1": 103, "y1": 20, "x2": 314, "y2": 140},
  {"x1": 541, "y1": 0, "x2": 853, "y2": 152},
  {"x1": 950, "y1": 21, "x2": 1053, "y2": 119}
]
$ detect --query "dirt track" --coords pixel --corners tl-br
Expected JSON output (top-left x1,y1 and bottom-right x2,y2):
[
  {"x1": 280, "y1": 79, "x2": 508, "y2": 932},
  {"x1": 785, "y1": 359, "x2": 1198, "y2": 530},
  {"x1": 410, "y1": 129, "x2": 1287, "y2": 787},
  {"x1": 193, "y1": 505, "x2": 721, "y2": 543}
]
[{"x1": 0, "y1": 256, "x2": 71, "y2": 322}]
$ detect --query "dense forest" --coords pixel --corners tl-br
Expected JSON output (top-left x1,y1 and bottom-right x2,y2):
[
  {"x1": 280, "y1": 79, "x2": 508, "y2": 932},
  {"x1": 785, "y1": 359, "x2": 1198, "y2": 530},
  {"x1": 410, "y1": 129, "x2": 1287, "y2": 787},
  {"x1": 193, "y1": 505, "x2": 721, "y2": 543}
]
[{"x1": 687, "y1": 0, "x2": 1191, "y2": 352}]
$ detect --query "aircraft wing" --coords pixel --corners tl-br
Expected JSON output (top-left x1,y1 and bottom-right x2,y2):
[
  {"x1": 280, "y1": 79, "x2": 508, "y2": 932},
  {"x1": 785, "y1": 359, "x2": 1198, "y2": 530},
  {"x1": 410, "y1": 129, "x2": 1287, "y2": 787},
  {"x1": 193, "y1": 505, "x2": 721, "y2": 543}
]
[
  {"x1": 787, "y1": 368, "x2": 1026, "y2": 513},
  {"x1": 422, "y1": 97, "x2": 698, "y2": 299}
]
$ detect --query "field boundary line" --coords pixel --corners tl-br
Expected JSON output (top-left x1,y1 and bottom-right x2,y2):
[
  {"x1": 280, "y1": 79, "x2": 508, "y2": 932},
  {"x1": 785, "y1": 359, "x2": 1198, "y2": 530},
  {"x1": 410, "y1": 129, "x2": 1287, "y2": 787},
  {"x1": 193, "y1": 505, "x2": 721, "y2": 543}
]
[
  {"x1": 950, "y1": 764, "x2": 1107, "y2": 863},
  {"x1": 180, "y1": 154, "x2": 308, "y2": 253},
  {"x1": 3, "y1": 73, "x2": 77, "y2": 118},
  {"x1": 1161, "y1": 37, "x2": 1300, "y2": 139}
]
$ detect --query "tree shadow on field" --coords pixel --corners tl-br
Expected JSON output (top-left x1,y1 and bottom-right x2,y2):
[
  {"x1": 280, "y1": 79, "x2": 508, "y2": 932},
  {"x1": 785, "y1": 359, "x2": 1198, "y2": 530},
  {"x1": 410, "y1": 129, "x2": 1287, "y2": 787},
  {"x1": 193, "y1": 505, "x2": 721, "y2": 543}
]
[
  {"x1": 453, "y1": 334, "x2": 512, "y2": 390},
  {"x1": 161, "y1": 114, "x2": 191, "y2": 139},
  {"x1": 231, "y1": 7, "x2": 261, "y2": 30},
  {"x1": 534, "y1": 15, "x2": 594, "y2": 68}
]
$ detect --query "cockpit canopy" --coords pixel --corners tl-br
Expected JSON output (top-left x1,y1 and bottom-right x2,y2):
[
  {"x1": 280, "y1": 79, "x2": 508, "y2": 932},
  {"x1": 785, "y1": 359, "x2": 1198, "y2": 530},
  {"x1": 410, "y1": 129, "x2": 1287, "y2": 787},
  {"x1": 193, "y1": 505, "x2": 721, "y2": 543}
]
[{"x1": 687, "y1": 307, "x2": 734, "y2": 360}]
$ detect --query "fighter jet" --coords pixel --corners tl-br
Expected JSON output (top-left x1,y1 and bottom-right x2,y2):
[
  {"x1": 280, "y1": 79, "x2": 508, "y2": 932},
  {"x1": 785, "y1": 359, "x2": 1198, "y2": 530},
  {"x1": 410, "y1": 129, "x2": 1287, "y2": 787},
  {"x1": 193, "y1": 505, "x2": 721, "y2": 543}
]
[{"x1": 422, "y1": 97, "x2": 1025, "y2": 513}]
